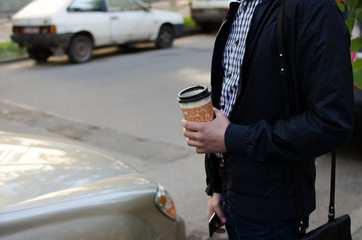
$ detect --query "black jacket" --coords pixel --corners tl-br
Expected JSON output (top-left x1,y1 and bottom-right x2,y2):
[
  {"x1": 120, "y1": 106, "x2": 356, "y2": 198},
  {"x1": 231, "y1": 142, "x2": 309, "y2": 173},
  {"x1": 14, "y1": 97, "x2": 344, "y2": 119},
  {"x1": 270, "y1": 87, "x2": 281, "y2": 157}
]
[{"x1": 206, "y1": 0, "x2": 354, "y2": 221}]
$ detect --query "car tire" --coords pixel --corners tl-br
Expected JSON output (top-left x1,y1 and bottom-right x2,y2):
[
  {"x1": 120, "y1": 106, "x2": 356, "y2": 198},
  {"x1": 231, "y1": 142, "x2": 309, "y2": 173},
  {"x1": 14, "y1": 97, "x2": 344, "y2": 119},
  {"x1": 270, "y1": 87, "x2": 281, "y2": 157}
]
[
  {"x1": 155, "y1": 25, "x2": 174, "y2": 49},
  {"x1": 28, "y1": 48, "x2": 51, "y2": 62},
  {"x1": 68, "y1": 35, "x2": 93, "y2": 63}
]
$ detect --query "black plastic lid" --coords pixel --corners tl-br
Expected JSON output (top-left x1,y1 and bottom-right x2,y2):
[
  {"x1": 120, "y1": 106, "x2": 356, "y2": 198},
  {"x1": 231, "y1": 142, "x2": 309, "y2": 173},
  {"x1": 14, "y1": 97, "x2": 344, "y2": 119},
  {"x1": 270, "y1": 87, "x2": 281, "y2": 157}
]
[{"x1": 177, "y1": 85, "x2": 211, "y2": 103}]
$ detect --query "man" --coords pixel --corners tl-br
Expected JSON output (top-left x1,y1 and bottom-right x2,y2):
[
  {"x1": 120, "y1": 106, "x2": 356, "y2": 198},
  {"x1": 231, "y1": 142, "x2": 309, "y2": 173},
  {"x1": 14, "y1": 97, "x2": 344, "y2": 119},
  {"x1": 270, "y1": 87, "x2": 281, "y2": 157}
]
[{"x1": 181, "y1": 0, "x2": 354, "y2": 239}]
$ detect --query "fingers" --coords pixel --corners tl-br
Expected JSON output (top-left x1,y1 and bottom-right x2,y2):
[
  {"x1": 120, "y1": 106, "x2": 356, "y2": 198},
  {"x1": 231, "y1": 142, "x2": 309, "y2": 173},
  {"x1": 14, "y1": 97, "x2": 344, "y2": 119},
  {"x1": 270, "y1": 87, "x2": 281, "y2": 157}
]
[
  {"x1": 212, "y1": 193, "x2": 227, "y2": 224},
  {"x1": 181, "y1": 119, "x2": 205, "y2": 151},
  {"x1": 181, "y1": 119, "x2": 202, "y2": 132},
  {"x1": 182, "y1": 126, "x2": 199, "y2": 139},
  {"x1": 207, "y1": 196, "x2": 214, "y2": 219},
  {"x1": 213, "y1": 202, "x2": 227, "y2": 224},
  {"x1": 184, "y1": 135, "x2": 208, "y2": 153},
  {"x1": 215, "y1": 228, "x2": 226, "y2": 234},
  {"x1": 181, "y1": 120, "x2": 199, "y2": 139},
  {"x1": 209, "y1": 194, "x2": 227, "y2": 235},
  {"x1": 195, "y1": 147, "x2": 206, "y2": 154},
  {"x1": 186, "y1": 138, "x2": 203, "y2": 150}
]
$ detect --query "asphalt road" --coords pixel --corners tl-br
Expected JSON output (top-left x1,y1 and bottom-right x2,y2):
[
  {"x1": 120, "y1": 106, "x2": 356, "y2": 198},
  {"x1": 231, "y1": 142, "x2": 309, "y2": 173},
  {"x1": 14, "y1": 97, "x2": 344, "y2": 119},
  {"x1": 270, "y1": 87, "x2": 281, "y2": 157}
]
[{"x1": 0, "y1": 34, "x2": 361, "y2": 240}]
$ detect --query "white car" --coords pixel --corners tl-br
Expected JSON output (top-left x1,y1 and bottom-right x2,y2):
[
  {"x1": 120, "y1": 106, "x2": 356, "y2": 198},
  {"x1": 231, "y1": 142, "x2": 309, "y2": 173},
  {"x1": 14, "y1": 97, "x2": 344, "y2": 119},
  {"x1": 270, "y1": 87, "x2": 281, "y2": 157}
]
[
  {"x1": 11, "y1": 0, "x2": 184, "y2": 63},
  {"x1": 190, "y1": 0, "x2": 229, "y2": 31}
]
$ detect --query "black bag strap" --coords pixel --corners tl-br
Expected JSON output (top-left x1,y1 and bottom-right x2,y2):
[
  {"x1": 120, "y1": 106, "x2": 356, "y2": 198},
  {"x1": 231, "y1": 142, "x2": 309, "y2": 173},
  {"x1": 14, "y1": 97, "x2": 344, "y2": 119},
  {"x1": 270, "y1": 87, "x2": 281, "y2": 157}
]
[
  {"x1": 329, "y1": 151, "x2": 336, "y2": 222},
  {"x1": 277, "y1": 0, "x2": 336, "y2": 233}
]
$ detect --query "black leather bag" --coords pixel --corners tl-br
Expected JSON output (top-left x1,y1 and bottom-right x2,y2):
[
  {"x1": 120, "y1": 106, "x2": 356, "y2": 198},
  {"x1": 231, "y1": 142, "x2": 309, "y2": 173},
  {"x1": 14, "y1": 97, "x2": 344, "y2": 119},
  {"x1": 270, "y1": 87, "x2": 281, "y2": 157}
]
[
  {"x1": 277, "y1": 1, "x2": 352, "y2": 239},
  {"x1": 301, "y1": 214, "x2": 352, "y2": 240},
  {"x1": 297, "y1": 154, "x2": 352, "y2": 240}
]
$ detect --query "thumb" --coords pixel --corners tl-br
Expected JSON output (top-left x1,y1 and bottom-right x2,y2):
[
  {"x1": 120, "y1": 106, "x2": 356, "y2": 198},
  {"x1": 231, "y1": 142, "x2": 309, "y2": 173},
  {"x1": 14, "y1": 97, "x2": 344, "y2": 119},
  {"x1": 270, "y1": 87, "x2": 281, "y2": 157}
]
[
  {"x1": 213, "y1": 107, "x2": 227, "y2": 120},
  {"x1": 213, "y1": 107, "x2": 223, "y2": 116}
]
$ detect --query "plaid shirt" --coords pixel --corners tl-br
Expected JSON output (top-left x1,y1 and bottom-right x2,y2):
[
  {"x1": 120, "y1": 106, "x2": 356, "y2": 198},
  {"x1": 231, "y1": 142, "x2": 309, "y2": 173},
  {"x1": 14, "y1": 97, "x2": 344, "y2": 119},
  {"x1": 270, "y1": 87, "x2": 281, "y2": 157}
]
[
  {"x1": 220, "y1": 0, "x2": 262, "y2": 117},
  {"x1": 217, "y1": 0, "x2": 262, "y2": 161}
]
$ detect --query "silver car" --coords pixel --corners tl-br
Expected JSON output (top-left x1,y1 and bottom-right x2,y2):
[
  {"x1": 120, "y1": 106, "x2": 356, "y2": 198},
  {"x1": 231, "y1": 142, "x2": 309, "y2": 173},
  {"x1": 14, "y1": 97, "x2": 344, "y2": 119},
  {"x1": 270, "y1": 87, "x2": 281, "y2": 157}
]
[{"x1": 0, "y1": 132, "x2": 186, "y2": 240}]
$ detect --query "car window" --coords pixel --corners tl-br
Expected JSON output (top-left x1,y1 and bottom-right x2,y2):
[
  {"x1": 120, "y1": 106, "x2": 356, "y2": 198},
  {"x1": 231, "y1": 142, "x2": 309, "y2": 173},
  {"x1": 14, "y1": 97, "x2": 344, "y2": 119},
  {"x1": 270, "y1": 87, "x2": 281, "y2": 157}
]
[
  {"x1": 68, "y1": 0, "x2": 104, "y2": 12},
  {"x1": 108, "y1": 0, "x2": 143, "y2": 11}
]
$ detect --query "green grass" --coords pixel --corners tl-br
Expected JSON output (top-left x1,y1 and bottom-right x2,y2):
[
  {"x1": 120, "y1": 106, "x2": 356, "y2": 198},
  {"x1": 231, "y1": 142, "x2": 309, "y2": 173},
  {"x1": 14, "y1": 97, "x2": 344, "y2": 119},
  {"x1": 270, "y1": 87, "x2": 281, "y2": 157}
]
[
  {"x1": 183, "y1": 16, "x2": 196, "y2": 26},
  {"x1": 0, "y1": 41, "x2": 27, "y2": 60}
]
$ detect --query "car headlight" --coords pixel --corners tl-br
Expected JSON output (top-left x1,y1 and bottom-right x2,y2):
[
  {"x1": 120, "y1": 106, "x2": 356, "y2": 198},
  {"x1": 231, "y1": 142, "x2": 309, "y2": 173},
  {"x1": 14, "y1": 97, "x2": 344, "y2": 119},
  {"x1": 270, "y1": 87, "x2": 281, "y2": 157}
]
[{"x1": 154, "y1": 184, "x2": 177, "y2": 220}]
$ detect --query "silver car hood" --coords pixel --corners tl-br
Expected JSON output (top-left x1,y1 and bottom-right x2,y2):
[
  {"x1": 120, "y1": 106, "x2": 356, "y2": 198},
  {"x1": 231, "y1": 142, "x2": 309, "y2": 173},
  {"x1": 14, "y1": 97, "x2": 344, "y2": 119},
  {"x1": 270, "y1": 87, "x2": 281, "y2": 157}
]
[{"x1": 0, "y1": 132, "x2": 156, "y2": 211}]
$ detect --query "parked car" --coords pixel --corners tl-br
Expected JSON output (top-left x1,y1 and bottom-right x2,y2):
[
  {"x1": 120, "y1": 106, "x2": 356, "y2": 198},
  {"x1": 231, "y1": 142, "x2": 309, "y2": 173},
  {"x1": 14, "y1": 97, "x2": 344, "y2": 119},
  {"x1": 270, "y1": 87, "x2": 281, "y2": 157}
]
[
  {"x1": 190, "y1": 0, "x2": 229, "y2": 31},
  {"x1": 0, "y1": 131, "x2": 186, "y2": 240},
  {"x1": 10, "y1": 0, "x2": 185, "y2": 63}
]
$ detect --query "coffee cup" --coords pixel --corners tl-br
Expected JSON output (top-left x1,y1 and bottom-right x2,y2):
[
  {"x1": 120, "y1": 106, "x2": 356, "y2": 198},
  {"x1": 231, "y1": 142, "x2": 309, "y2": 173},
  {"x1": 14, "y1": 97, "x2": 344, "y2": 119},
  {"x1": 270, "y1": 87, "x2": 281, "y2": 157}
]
[{"x1": 177, "y1": 85, "x2": 214, "y2": 122}]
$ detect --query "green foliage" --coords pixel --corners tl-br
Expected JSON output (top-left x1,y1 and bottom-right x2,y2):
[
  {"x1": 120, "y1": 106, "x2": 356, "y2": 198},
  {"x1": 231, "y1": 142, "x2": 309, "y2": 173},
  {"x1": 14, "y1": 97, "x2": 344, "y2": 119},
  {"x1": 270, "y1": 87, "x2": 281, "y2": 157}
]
[
  {"x1": 337, "y1": 0, "x2": 361, "y2": 32},
  {"x1": 354, "y1": 59, "x2": 362, "y2": 88},
  {"x1": 183, "y1": 16, "x2": 196, "y2": 26},
  {"x1": 351, "y1": 37, "x2": 362, "y2": 51},
  {"x1": 0, "y1": 41, "x2": 27, "y2": 60},
  {"x1": 337, "y1": 0, "x2": 362, "y2": 88}
]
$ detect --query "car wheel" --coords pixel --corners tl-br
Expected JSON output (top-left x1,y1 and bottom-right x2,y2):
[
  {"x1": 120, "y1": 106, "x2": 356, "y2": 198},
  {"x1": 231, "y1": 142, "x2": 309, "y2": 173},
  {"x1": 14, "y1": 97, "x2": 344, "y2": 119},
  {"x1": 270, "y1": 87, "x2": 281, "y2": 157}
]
[
  {"x1": 28, "y1": 48, "x2": 51, "y2": 62},
  {"x1": 156, "y1": 25, "x2": 174, "y2": 49},
  {"x1": 68, "y1": 35, "x2": 93, "y2": 63}
]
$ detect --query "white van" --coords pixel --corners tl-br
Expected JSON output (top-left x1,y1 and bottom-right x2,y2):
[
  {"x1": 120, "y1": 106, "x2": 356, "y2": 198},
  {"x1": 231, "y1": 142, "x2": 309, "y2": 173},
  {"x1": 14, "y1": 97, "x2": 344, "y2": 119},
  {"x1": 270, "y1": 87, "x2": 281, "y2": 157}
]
[
  {"x1": 11, "y1": 0, "x2": 184, "y2": 63},
  {"x1": 190, "y1": 0, "x2": 230, "y2": 31}
]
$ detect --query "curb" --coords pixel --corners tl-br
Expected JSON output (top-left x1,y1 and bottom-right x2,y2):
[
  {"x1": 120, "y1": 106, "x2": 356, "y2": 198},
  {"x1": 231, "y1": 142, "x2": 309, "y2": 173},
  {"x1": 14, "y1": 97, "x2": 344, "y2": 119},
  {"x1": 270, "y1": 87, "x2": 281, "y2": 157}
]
[{"x1": 0, "y1": 56, "x2": 29, "y2": 64}]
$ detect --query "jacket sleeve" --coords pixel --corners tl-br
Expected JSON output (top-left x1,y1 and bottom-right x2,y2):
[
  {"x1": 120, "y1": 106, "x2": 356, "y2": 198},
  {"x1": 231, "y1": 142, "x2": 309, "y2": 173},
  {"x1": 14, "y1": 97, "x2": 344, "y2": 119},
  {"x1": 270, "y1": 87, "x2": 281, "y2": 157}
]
[
  {"x1": 205, "y1": 153, "x2": 223, "y2": 196},
  {"x1": 224, "y1": 0, "x2": 354, "y2": 162}
]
